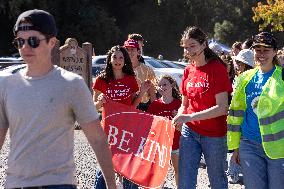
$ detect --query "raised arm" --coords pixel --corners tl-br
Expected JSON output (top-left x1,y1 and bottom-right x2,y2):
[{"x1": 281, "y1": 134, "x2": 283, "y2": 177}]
[{"x1": 132, "y1": 80, "x2": 151, "y2": 107}]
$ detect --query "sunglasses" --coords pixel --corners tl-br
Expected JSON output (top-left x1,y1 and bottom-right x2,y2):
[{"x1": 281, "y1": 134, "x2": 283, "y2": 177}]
[{"x1": 13, "y1": 36, "x2": 47, "y2": 49}]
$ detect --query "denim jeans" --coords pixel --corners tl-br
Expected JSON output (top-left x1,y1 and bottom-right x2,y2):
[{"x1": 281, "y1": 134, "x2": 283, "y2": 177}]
[
  {"x1": 239, "y1": 138, "x2": 284, "y2": 189},
  {"x1": 94, "y1": 170, "x2": 106, "y2": 189},
  {"x1": 94, "y1": 170, "x2": 138, "y2": 189},
  {"x1": 178, "y1": 125, "x2": 228, "y2": 189}
]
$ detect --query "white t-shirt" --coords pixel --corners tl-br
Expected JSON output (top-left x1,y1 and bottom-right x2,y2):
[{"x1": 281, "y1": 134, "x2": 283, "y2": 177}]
[{"x1": 0, "y1": 66, "x2": 99, "y2": 188}]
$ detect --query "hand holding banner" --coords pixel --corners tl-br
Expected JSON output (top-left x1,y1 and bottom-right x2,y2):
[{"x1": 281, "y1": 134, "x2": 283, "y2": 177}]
[{"x1": 101, "y1": 100, "x2": 175, "y2": 188}]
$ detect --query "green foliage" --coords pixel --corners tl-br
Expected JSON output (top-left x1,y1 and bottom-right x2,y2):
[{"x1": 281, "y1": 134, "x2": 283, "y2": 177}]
[
  {"x1": 214, "y1": 20, "x2": 234, "y2": 44},
  {"x1": 253, "y1": 0, "x2": 284, "y2": 31}
]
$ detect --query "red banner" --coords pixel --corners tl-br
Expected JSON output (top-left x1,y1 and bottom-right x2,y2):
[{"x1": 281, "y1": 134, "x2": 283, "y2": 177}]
[{"x1": 102, "y1": 100, "x2": 175, "y2": 188}]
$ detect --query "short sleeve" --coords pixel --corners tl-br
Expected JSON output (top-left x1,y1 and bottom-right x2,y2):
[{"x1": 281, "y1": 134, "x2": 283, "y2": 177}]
[
  {"x1": 213, "y1": 63, "x2": 233, "y2": 95},
  {"x1": 131, "y1": 76, "x2": 139, "y2": 93},
  {"x1": 71, "y1": 77, "x2": 99, "y2": 126},
  {"x1": 180, "y1": 67, "x2": 189, "y2": 95},
  {"x1": 92, "y1": 77, "x2": 103, "y2": 91}
]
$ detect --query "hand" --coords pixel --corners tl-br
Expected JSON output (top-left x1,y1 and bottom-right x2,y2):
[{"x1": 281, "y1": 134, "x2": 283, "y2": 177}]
[
  {"x1": 232, "y1": 149, "x2": 240, "y2": 165},
  {"x1": 140, "y1": 80, "x2": 151, "y2": 94},
  {"x1": 97, "y1": 93, "x2": 107, "y2": 107},
  {"x1": 174, "y1": 122, "x2": 182, "y2": 132},
  {"x1": 172, "y1": 114, "x2": 192, "y2": 125},
  {"x1": 172, "y1": 110, "x2": 178, "y2": 117}
]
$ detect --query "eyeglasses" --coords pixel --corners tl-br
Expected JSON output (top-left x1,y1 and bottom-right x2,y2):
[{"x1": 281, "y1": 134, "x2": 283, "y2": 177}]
[{"x1": 13, "y1": 36, "x2": 47, "y2": 49}]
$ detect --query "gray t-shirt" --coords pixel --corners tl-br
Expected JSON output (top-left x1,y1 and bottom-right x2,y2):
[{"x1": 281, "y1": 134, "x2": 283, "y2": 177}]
[{"x1": 0, "y1": 66, "x2": 99, "y2": 188}]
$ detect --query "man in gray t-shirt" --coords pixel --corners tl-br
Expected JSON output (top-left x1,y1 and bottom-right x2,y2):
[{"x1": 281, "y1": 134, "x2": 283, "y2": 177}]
[{"x1": 0, "y1": 9, "x2": 116, "y2": 189}]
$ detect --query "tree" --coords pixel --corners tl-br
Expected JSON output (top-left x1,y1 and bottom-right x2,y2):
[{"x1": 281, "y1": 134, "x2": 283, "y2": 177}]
[
  {"x1": 0, "y1": 0, "x2": 120, "y2": 56},
  {"x1": 252, "y1": 0, "x2": 284, "y2": 31},
  {"x1": 214, "y1": 20, "x2": 234, "y2": 43}
]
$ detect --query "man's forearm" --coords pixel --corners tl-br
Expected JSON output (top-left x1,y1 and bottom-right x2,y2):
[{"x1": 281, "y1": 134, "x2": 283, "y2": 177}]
[
  {"x1": 92, "y1": 134, "x2": 116, "y2": 189},
  {"x1": 82, "y1": 120, "x2": 116, "y2": 189}
]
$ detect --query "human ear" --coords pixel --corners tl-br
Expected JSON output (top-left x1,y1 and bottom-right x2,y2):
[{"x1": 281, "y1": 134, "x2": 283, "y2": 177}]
[{"x1": 49, "y1": 37, "x2": 57, "y2": 48}]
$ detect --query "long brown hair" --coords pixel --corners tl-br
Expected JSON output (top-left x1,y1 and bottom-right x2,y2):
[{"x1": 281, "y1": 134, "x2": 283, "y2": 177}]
[
  {"x1": 98, "y1": 45, "x2": 135, "y2": 83},
  {"x1": 180, "y1": 26, "x2": 226, "y2": 66},
  {"x1": 158, "y1": 75, "x2": 181, "y2": 100}
]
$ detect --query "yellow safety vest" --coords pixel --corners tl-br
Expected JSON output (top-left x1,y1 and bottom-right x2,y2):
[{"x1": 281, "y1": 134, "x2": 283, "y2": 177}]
[{"x1": 227, "y1": 65, "x2": 284, "y2": 159}]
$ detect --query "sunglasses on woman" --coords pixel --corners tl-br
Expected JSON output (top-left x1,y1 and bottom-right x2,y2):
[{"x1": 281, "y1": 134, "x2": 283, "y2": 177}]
[{"x1": 13, "y1": 36, "x2": 47, "y2": 49}]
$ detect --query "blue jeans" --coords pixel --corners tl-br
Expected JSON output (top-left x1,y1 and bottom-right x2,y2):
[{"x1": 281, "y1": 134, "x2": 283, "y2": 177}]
[
  {"x1": 178, "y1": 126, "x2": 228, "y2": 189},
  {"x1": 94, "y1": 170, "x2": 138, "y2": 189},
  {"x1": 94, "y1": 170, "x2": 106, "y2": 189},
  {"x1": 239, "y1": 138, "x2": 284, "y2": 189}
]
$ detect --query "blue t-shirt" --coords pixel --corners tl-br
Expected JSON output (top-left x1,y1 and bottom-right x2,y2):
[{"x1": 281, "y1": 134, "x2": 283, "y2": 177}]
[{"x1": 241, "y1": 67, "x2": 275, "y2": 143}]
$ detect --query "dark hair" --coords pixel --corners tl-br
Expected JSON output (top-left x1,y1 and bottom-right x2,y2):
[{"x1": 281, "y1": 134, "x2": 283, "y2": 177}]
[
  {"x1": 128, "y1": 33, "x2": 144, "y2": 41},
  {"x1": 272, "y1": 56, "x2": 281, "y2": 66},
  {"x1": 98, "y1": 45, "x2": 135, "y2": 83},
  {"x1": 158, "y1": 75, "x2": 181, "y2": 100},
  {"x1": 231, "y1": 41, "x2": 242, "y2": 51},
  {"x1": 180, "y1": 26, "x2": 225, "y2": 66},
  {"x1": 244, "y1": 64, "x2": 253, "y2": 71},
  {"x1": 242, "y1": 38, "x2": 253, "y2": 49},
  {"x1": 221, "y1": 54, "x2": 235, "y2": 83},
  {"x1": 235, "y1": 60, "x2": 253, "y2": 74}
]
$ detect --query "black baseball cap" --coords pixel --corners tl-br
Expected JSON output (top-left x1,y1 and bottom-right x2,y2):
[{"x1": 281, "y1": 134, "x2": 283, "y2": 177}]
[
  {"x1": 13, "y1": 9, "x2": 57, "y2": 37},
  {"x1": 252, "y1": 32, "x2": 277, "y2": 49}
]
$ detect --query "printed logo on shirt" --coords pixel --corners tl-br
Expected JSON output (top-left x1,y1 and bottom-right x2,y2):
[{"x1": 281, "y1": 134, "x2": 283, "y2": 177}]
[
  {"x1": 251, "y1": 96, "x2": 259, "y2": 114},
  {"x1": 186, "y1": 76, "x2": 209, "y2": 94},
  {"x1": 247, "y1": 81, "x2": 264, "y2": 114},
  {"x1": 106, "y1": 83, "x2": 132, "y2": 101}
]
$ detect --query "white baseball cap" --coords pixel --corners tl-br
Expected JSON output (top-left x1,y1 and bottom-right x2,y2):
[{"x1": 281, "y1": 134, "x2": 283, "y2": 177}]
[{"x1": 233, "y1": 49, "x2": 254, "y2": 67}]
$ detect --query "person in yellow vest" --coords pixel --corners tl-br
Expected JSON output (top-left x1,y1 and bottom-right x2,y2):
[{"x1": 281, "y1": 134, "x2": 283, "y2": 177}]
[{"x1": 227, "y1": 31, "x2": 284, "y2": 189}]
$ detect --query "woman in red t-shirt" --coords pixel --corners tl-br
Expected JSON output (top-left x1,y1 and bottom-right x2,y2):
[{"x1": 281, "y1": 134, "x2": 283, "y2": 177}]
[
  {"x1": 93, "y1": 45, "x2": 151, "y2": 189},
  {"x1": 93, "y1": 45, "x2": 150, "y2": 109},
  {"x1": 172, "y1": 26, "x2": 232, "y2": 189},
  {"x1": 147, "y1": 75, "x2": 182, "y2": 186}
]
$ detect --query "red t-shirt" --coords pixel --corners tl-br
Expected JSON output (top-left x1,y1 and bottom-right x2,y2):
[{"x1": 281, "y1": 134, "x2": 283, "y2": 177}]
[
  {"x1": 147, "y1": 98, "x2": 182, "y2": 150},
  {"x1": 180, "y1": 60, "x2": 232, "y2": 137},
  {"x1": 92, "y1": 75, "x2": 139, "y2": 106}
]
